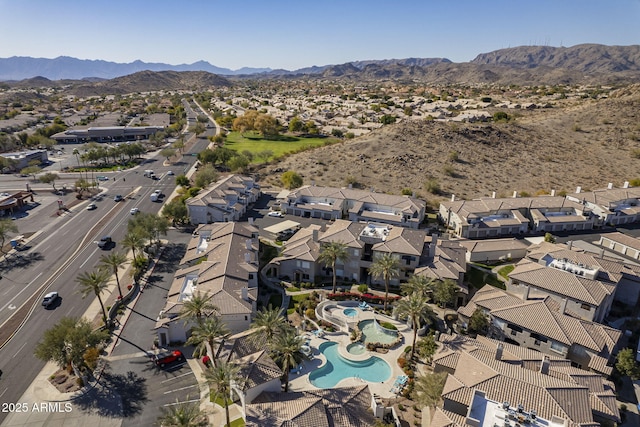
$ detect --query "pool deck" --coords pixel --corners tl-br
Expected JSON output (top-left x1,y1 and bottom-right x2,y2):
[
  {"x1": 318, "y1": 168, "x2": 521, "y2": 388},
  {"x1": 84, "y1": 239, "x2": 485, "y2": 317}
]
[{"x1": 289, "y1": 313, "x2": 414, "y2": 399}]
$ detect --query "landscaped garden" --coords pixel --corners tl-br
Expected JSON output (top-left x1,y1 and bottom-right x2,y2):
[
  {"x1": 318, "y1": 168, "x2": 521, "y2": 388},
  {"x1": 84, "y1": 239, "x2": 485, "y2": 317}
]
[{"x1": 224, "y1": 131, "x2": 340, "y2": 162}]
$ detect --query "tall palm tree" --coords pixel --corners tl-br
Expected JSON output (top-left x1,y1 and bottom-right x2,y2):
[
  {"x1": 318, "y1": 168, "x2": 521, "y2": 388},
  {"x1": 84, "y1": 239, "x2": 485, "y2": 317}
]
[
  {"x1": 76, "y1": 268, "x2": 111, "y2": 325},
  {"x1": 402, "y1": 274, "x2": 433, "y2": 299},
  {"x1": 411, "y1": 371, "x2": 448, "y2": 410},
  {"x1": 369, "y1": 253, "x2": 400, "y2": 311},
  {"x1": 156, "y1": 399, "x2": 208, "y2": 427},
  {"x1": 179, "y1": 291, "x2": 217, "y2": 325},
  {"x1": 270, "y1": 327, "x2": 307, "y2": 392},
  {"x1": 186, "y1": 315, "x2": 229, "y2": 367},
  {"x1": 250, "y1": 305, "x2": 288, "y2": 345},
  {"x1": 394, "y1": 292, "x2": 434, "y2": 361},
  {"x1": 100, "y1": 251, "x2": 128, "y2": 299},
  {"x1": 317, "y1": 241, "x2": 349, "y2": 293},
  {"x1": 203, "y1": 361, "x2": 242, "y2": 427},
  {"x1": 121, "y1": 231, "x2": 145, "y2": 260}
]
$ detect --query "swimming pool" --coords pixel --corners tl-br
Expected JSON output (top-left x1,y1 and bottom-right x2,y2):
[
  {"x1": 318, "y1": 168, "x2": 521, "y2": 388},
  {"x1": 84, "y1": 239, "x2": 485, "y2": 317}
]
[
  {"x1": 343, "y1": 308, "x2": 358, "y2": 318},
  {"x1": 347, "y1": 342, "x2": 366, "y2": 355},
  {"x1": 359, "y1": 319, "x2": 398, "y2": 345},
  {"x1": 309, "y1": 341, "x2": 391, "y2": 388}
]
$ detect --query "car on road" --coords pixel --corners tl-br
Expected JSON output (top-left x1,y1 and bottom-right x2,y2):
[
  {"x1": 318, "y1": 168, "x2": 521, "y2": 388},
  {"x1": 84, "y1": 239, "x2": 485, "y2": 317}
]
[
  {"x1": 86, "y1": 203, "x2": 97, "y2": 210},
  {"x1": 130, "y1": 207, "x2": 140, "y2": 215},
  {"x1": 96, "y1": 176, "x2": 109, "y2": 181},
  {"x1": 114, "y1": 195, "x2": 123, "y2": 202},
  {"x1": 97, "y1": 236, "x2": 113, "y2": 249},
  {"x1": 268, "y1": 211, "x2": 284, "y2": 218},
  {"x1": 153, "y1": 350, "x2": 185, "y2": 368},
  {"x1": 167, "y1": 171, "x2": 174, "y2": 176},
  {"x1": 42, "y1": 291, "x2": 59, "y2": 307}
]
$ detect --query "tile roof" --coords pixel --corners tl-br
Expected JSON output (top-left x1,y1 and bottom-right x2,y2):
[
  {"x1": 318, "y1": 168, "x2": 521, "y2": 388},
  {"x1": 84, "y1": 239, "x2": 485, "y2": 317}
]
[{"x1": 236, "y1": 350, "x2": 283, "y2": 390}]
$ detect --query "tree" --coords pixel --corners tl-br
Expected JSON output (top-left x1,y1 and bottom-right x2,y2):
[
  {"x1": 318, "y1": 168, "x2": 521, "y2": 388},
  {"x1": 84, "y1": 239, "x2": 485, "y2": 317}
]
[
  {"x1": 431, "y1": 279, "x2": 458, "y2": 309},
  {"x1": 190, "y1": 123, "x2": 206, "y2": 136},
  {"x1": 544, "y1": 232, "x2": 556, "y2": 243},
  {"x1": 34, "y1": 316, "x2": 109, "y2": 372},
  {"x1": 194, "y1": 164, "x2": 219, "y2": 188},
  {"x1": 203, "y1": 361, "x2": 242, "y2": 427},
  {"x1": 369, "y1": 253, "x2": 400, "y2": 311},
  {"x1": 160, "y1": 148, "x2": 176, "y2": 164},
  {"x1": 468, "y1": 308, "x2": 489, "y2": 336},
  {"x1": 172, "y1": 138, "x2": 185, "y2": 154},
  {"x1": 20, "y1": 165, "x2": 40, "y2": 180},
  {"x1": 156, "y1": 400, "x2": 208, "y2": 427},
  {"x1": 186, "y1": 315, "x2": 229, "y2": 367},
  {"x1": 0, "y1": 219, "x2": 18, "y2": 256},
  {"x1": 179, "y1": 291, "x2": 218, "y2": 325},
  {"x1": 270, "y1": 327, "x2": 306, "y2": 392},
  {"x1": 402, "y1": 274, "x2": 432, "y2": 299},
  {"x1": 416, "y1": 333, "x2": 438, "y2": 364},
  {"x1": 412, "y1": 371, "x2": 448, "y2": 409},
  {"x1": 254, "y1": 113, "x2": 278, "y2": 137},
  {"x1": 288, "y1": 116, "x2": 304, "y2": 133},
  {"x1": 251, "y1": 305, "x2": 287, "y2": 345},
  {"x1": 280, "y1": 171, "x2": 303, "y2": 190},
  {"x1": 162, "y1": 198, "x2": 189, "y2": 226},
  {"x1": 121, "y1": 231, "x2": 145, "y2": 261},
  {"x1": 176, "y1": 175, "x2": 191, "y2": 187},
  {"x1": 39, "y1": 172, "x2": 59, "y2": 191},
  {"x1": 616, "y1": 348, "x2": 640, "y2": 380},
  {"x1": 227, "y1": 154, "x2": 250, "y2": 173},
  {"x1": 76, "y1": 268, "x2": 111, "y2": 325},
  {"x1": 100, "y1": 251, "x2": 128, "y2": 299},
  {"x1": 318, "y1": 241, "x2": 349, "y2": 293},
  {"x1": 394, "y1": 292, "x2": 433, "y2": 361}
]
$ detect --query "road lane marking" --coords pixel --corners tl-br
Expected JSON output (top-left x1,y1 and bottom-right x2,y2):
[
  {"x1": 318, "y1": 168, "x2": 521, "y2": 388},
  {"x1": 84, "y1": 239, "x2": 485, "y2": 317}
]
[
  {"x1": 12, "y1": 341, "x2": 27, "y2": 358},
  {"x1": 163, "y1": 398, "x2": 200, "y2": 406},
  {"x1": 0, "y1": 272, "x2": 43, "y2": 313},
  {"x1": 161, "y1": 372, "x2": 193, "y2": 383},
  {"x1": 79, "y1": 247, "x2": 99, "y2": 269}
]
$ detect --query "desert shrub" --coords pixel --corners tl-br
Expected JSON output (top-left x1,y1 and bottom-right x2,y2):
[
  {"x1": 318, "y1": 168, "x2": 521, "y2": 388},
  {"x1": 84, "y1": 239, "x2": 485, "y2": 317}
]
[
  {"x1": 631, "y1": 149, "x2": 640, "y2": 159},
  {"x1": 424, "y1": 178, "x2": 441, "y2": 194},
  {"x1": 305, "y1": 308, "x2": 316, "y2": 320},
  {"x1": 443, "y1": 165, "x2": 455, "y2": 176},
  {"x1": 357, "y1": 284, "x2": 368, "y2": 293},
  {"x1": 448, "y1": 151, "x2": 460, "y2": 162}
]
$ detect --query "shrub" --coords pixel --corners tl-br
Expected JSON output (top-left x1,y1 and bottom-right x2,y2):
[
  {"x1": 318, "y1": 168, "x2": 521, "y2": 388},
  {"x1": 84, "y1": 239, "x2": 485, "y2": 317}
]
[
  {"x1": 305, "y1": 308, "x2": 316, "y2": 320},
  {"x1": 398, "y1": 357, "x2": 407, "y2": 369},
  {"x1": 76, "y1": 377, "x2": 84, "y2": 387},
  {"x1": 358, "y1": 284, "x2": 368, "y2": 293}
]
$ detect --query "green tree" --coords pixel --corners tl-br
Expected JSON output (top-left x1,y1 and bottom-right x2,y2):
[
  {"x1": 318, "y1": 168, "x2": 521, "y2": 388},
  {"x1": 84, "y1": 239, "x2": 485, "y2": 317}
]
[
  {"x1": 412, "y1": 371, "x2": 448, "y2": 409},
  {"x1": 172, "y1": 138, "x2": 185, "y2": 154},
  {"x1": 179, "y1": 291, "x2": 218, "y2": 325},
  {"x1": 431, "y1": 279, "x2": 458, "y2": 309},
  {"x1": 121, "y1": 231, "x2": 145, "y2": 261},
  {"x1": 270, "y1": 327, "x2": 306, "y2": 392},
  {"x1": 227, "y1": 154, "x2": 250, "y2": 173},
  {"x1": 468, "y1": 308, "x2": 489, "y2": 336},
  {"x1": 616, "y1": 348, "x2": 640, "y2": 380},
  {"x1": 544, "y1": 232, "x2": 556, "y2": 243},
  {"x1": 176, "y1": 175, "x2": 191, "y2": 187},
  {"x1": 280, "y1": 171, "x2": 303, "y2": 190},
  {"x1": 251, "y1": 305, "x2": 288, "y2": 345},
  {"x1": 21, "y1": 165, "x2": 40, "y2": 180},
  {"x1": 318, "y1": 241, "x2": 349, "y2": 293},
  {"x1": 34, "y1": 316, "x2": 109, "y2": 372},
  {"x1": 156, "y1": 400, "x2": 208, "y2": 427},
  {"x1": 76, "y1": 268, "x2": 111, "y2": 325},
  {"x1": 493, "y1": 111, "x2": 510, "y2": 122},
  {"x1": 160, "y1": 148, "x2": 176, "y2": 164},
  {"x1": 416, "y1": 332, "x2": 438, "y2": 364},
  {"x1": 194, "y1": 164, "x2": 219, "y2": 188},
  {"x1": 186, "y1": 315, "x2": 229, "y2": 367},
  {"x1": 0, "y1": 219, "x2": 18, "y2": 256},
  {"x1": 39, "y1": 172, "x2": 59, "y2": 191},
  {"x1": 394, "y1": 292, "x2": 433, "y2": 361},
  {"x1": 369, "y1": 253, "x2": 400, "y2": 311},
  {"x1": 190, "y1": 122, "x2": 206, "y2": 136},
  {"x1": 162, "y1": 198, "x2": 189, "y2": 226},
  {"x1": 401, "y1": 274, "x2": 432, "y2": 299},
  {"x1": 288, "y1": 116, "x2": 304, "y2": 133},
  {"x1": 203, "y1": 361, "x2": 243, "y2": 427},
  {"x1": 100, "y1": 251, "x2": 128, "y2": 299}
]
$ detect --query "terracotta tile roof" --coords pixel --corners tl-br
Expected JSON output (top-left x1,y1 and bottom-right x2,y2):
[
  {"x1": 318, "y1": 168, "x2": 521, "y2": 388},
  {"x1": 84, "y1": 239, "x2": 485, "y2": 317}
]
[
  {"x1": 430, "y1": 407, "x2": 465, "y2": 427},
  {"x1": 236, "y1": 350, "x2": 283, "y2": 390},
  {"x1": 372, "y1": 226, "x2": 426, "y2": 256},
  {"x1": 318, "y1": 219, "x2": 364, "y2": 248},
  {"x1": 599, "y1": 231, "x2": 640, "y2": 250}
]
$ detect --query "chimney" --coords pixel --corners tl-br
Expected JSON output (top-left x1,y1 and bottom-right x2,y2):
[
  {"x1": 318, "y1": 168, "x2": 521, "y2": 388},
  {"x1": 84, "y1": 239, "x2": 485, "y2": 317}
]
[
  {"x1": 513, "y1": 191, "x2": 518, "y2": 198},
  {"x1": 429, "y1": 234, "x2": 439, "y2": 259},
  {"x1": 566, "y1": 241, "x2": 572, "y2": 250},
  {"x1": 451, "y1": 194, "x2": 456, "y2": 202},
  {"x1": 412, "y1": 191, "x2": 416, "y2": 198},
  {"x1": 550, "y1": 189, "x2": 556, "y2": 196},
  {"x1": 599, "y1": 248, "x2": 605, "y2": 258},
  {"x1": 522, "y1": 285, "x2": 530, "y2": 300},
  {"x1": 312, "y1": 229, "x2": 319, "y2": 242},
  {"x1": 245, "y1": 239, "x2": 253, "y2": 250},
  {"x1": 241, "y1": 287, "x2": 248, "y2": 301},
  {"x1": 576, "y1": 186, "x2": 581, "y2": 194},
  {"x1": 623, "y1": 181, "x2": 630, "y2": 188},
  {"x1": 559, "y1": 298, "x2": 567, "y2": 315},
  {"x1": 348, "y1": 183, "x2": 353, "y2": 189},
  {"x1": 248, "y1": 217, "x2": 254, "y2": 225},
  {"x1": 607, "y1": 183, "x2": 613, "y2": 189},
  {"x1": 491, "y1": 191, "x2": 496, "y2": 199},
  {"x1": 540, "y1": 356, "x2": 550, "y2": 375},
  {"x1": 495, "y1": 343, "x2": 504, "y2": 361},
  {"x1": 244, "y1": 253, "x2": 251, "y2": 263},
  {"x1": 311, "y1": 180, "x2": 315, "y2": 186}
]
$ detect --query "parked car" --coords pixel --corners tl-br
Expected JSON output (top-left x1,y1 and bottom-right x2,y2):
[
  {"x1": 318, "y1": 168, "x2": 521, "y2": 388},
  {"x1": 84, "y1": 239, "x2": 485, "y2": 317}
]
[
  {"x1": 42, "y1": 291, "x2": 59, "y2": 307},
  {"x1": 268, "y1": 211, "x2": 284, "y2": 218},
  {"x1": 153, "y1": 350, "x2": 185, "y2": 368},
  {"x1": 86, "y1": 203, "x2": 97, "y2": 210},
  {"x1": 114, "y1": 195, "x2": 123, "y2": 202},
  {"x1": 97, "y1": 236, "x2": 113, "y2": 249}
]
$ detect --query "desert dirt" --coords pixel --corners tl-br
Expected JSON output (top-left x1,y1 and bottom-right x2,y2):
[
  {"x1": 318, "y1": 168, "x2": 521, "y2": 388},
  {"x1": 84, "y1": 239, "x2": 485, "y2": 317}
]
[{"x1": 258, "y1": 85, "x2": 640, "y2": 207}]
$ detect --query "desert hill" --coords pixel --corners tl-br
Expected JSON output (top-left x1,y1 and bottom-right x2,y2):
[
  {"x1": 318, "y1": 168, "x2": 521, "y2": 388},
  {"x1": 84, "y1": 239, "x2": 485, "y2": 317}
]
[{"x1": 258, "y1": 84, "x2": 640, "y2": 205}]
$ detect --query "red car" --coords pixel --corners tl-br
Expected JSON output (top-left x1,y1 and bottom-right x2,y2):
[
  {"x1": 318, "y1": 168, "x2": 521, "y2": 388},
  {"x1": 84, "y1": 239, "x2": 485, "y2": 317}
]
[{"x1": 153, "y1": 350, "x2": 185, "y2": 367}]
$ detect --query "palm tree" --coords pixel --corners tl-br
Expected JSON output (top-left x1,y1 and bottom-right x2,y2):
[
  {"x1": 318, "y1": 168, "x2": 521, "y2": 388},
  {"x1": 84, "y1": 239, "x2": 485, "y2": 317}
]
[
  {"x1": 121, "y1": 231, "x2": 144, "y2": 260},
  {"x1": 179, "y1": 291, "x2": 217, "y2": 325},
  {"x1": 156, "y1": 399, "x2": 208, "y2": 427},
  {"x1": 270, "y1": 327, "x2": 307, "y2": 392},
  {"x1": 250, "y1": 305, "x2": 287, "y2": 345},
  {"x1": 0, "y1": 219, "x2": 18, "y2": 257},
  {"x1": 369, "y1": 253, "x2": 400, "y2": 311},
  {"x1": 394, "y1": 292, "x2": 434, "y2": 361},
  {"x1": 401, "y1": 274, "x2": 433, "y2": 299},
  {"x1": 76, "y1": 268, "x2": 111, "y2": 325},
  {"x1": 100, "y1": 251, "x2": 128, "y2": 299},
  {"x1": 186, "y1": 315, "x2": 229, "y2": 367},
  {"x1": 411, "y1": 371, "x2": 448, "y2": 410},
  {"x1": 203, "y1": 361, "x2": 242, "y2": 427},
  {"x1": 317, "y1": 241, "x2": 349, "y2": 293}
]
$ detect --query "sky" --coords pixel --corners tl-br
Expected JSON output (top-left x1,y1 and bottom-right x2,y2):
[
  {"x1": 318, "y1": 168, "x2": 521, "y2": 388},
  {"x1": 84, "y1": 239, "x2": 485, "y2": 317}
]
[{"x1": 0, "y1": 0, "x2": 638, "y2": 71}]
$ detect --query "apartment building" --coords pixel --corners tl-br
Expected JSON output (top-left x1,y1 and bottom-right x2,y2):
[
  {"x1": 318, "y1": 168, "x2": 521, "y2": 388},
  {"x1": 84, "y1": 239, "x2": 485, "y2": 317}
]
[
  {"x1": 566, "y1": 183, "x2": 640, "y2": 227},
  {"x1": 186, "y1": 174, "x2": 261, "y2": 224}
]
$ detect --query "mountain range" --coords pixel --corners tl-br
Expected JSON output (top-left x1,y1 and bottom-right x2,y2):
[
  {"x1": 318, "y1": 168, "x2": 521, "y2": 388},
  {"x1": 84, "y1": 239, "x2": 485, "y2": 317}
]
[{"x1": 0, "y1": 44, "x2": 640, "y2": 83}]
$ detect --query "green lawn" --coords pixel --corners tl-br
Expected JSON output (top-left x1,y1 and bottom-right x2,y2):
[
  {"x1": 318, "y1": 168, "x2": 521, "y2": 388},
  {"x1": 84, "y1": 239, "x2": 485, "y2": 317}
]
[
  {"x1": 497, "y1": 265, "x2": 515, "y2": 280},
  {"x1": 466, "y1": 266, "x2": 505, "y2": 290},
  {"x1": 224, "y1": 131, "x2": 339, "y2": 162}
]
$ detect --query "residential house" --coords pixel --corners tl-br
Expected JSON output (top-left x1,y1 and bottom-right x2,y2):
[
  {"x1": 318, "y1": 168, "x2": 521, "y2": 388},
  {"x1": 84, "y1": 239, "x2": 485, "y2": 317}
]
[
  {"x1": 431, "y1": 334, "x2": 620, "y2": 427},
  {"x1": 598, "y1": 231, "x2": 640, "y2": 261},
  {"x1": 566, "y1": 183, "x2": 640, "y2": 227},
  {"x1": 186, "y1": 174, "x2": 260, "y2": 225},
  {"x1": 456, "y1": 237, "x2": 530, "y2": 263},
  {"x1": 459, "y1": 285, "x2": 622, "y2": 376},
  {"x1": 154, "y1": 222, "x2": 259, "y2": 346},
  {"x1": 284, "y1": 185, "x2": 425, "y2": 228}
]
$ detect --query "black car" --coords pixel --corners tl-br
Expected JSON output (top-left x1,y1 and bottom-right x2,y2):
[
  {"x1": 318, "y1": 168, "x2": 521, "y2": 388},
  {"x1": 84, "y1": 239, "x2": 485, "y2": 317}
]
[{"x1": 97, "y1": 236, "x2": 113, "y2": 249}]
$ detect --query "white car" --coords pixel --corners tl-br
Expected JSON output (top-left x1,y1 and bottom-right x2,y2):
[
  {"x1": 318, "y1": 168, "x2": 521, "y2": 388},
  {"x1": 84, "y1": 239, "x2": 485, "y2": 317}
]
[
  {"x1": 268, "y1": 211, "x2": 284, "y2": 218},
  {"x1": 167, "y1": 171, "x2": 175, "y2": 176},
  {"x1": 86, "y1": 203, "x2": 97, "y2": 210},
  {"x1": 130, "y1": 207, "x2": 140, "y2": 215},
  {"x1": 42, "y1": 292, "x2": 59, "y2": 307}
]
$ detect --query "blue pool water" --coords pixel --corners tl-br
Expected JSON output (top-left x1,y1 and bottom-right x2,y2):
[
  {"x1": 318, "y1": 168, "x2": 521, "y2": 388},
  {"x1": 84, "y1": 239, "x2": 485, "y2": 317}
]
[
  {"x1": 309, "y1": 341, "x2": 391, "y2": 388},
  {"x1": 343, "y1": 308, "x2": 358, "y2": 317},
  {"x1": 359, "y1": 319, "x2": 398, "y2": 345}
]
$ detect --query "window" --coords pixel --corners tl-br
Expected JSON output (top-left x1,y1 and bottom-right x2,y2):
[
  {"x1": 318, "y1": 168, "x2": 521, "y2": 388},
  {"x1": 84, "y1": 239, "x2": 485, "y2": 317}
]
[
  {"x1": 301, "y1": 261, "x2": 310, "y2": 269},
  {"x1": 302, "y1": 274, "x2": 310, "y2": 280},
  {"x1": 353, "y1": 249, "x2": 360, "y2": 256},
  {"x1": 245, "y1": 316, "x2": 248, "y2": 321},
  {"x1": 580, "y1": 303, "x2": 591, "y2": 311},
  {"x1": 550, "y1": 341, "x2": 566, "y2": 354},
  {"x1": 249, "y1": 274, "x2": 254, "y2": 280},
  {"x1": 507, "y1": 324, "x2": 522, "y2": 333},
  {"x1": 529, "y1": 332, "x2": 547, "y2": 343}
]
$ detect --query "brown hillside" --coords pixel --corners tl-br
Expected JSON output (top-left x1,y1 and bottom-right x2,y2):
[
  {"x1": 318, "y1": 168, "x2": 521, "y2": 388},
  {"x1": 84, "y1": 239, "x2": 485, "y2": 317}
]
[{"x1": 259, "y1": 85, "x2": 640, "y2": 206}]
